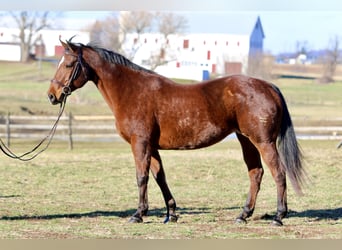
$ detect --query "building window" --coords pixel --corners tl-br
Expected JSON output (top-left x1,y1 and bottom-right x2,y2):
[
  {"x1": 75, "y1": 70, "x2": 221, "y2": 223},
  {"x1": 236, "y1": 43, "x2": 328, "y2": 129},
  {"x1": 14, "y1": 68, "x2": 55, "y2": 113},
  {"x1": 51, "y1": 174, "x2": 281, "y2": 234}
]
[{"x1": 183, "y1": 39, "x2": 189, "y2": 49}]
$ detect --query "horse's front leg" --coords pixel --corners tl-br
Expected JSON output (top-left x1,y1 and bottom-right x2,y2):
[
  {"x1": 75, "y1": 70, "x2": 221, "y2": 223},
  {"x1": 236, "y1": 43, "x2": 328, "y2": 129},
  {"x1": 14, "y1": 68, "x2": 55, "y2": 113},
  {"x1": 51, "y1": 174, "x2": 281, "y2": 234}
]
[
  {"x1": 150, "y1": 149, "x2": 178, "y2": 223},
  {"x1": 128, "y1": 136, "x2": 151, "y2": 223}
]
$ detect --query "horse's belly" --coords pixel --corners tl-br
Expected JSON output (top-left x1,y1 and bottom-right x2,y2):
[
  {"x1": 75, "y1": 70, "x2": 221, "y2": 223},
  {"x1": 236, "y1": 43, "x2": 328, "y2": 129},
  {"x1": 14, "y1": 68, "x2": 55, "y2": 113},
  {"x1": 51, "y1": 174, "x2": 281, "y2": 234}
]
[{"x1": 158, "y1": 121, "x2": 229, "y2": 149}]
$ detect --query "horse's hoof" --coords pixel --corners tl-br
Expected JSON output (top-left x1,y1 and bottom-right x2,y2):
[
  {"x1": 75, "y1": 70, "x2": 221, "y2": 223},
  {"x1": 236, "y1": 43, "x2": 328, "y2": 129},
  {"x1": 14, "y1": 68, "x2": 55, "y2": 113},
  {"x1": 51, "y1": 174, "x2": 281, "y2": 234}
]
[
  {"x1": 271, "y1": 219, "x2": 283, "y2": 227},
  {"x1": 164, "y1": 214, "x2": 178, "y2": 224},
  {"x1": 170, "y1": 214, "x2": 178, "y2": 222},
  {"x1": 128, "y1": 216, "x2": 143, "y2": 223},
  {"x1": 235, "y1": 217, "x2": 247, "y2": 225}
]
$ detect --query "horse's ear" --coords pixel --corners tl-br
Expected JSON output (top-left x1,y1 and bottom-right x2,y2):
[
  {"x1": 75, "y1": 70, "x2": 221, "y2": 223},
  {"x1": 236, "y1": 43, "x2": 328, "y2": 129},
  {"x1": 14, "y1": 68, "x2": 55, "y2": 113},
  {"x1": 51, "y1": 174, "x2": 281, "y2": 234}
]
[
  {"x1": 60, "y1": 38, "x2": 68, "y2": 49},
  {"x1": 66, "y1": 42, "x2": 79, "y2": 53},
  {"x1": 65, "y1": 35, "x2": 80, "y2": 53},
  {"x1": 59, "y1": 37, "x2": 79, "y2": 53},
  {"x1": 59, "y1": 39, "x2": 75, "y2": 52}
]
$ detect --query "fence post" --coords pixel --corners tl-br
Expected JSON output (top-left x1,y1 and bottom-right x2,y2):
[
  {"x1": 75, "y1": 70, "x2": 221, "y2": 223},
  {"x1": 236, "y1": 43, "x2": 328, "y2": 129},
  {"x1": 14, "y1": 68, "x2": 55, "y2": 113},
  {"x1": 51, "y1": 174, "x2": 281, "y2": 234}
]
[
  {"x1": 6, "y1": 112, "x2": 10, "y2": 147},
  {"x1": 68, "y1": 112, "x2": 73, "y2": 150}
]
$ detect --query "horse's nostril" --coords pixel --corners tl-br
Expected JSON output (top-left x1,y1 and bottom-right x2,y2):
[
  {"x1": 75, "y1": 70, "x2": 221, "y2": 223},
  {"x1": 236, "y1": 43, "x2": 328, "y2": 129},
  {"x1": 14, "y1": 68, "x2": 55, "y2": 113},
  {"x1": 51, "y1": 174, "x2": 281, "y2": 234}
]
[{"x1": 48, "y1": 93, "x2": 56, "y2": 104}]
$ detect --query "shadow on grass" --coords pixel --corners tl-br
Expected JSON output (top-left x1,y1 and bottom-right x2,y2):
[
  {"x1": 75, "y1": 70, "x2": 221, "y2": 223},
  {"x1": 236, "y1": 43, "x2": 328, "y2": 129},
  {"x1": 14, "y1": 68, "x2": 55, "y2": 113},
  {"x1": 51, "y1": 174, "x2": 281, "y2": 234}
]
[
  {"x1": 0, "y1": 206, "x2": 218, "y2": 221},
  {"x1": 290, "y1": 208, "x2": 342, "y2": 221},
  {"x1": 253, "y1": 208, "x2": 342, "y2": 221},
  {"x1": 1, "y1": 206, "x2": 340, "y2": 222},
  {"x1": 0, "y1": 195, "x2": 21, "y2": 199}
]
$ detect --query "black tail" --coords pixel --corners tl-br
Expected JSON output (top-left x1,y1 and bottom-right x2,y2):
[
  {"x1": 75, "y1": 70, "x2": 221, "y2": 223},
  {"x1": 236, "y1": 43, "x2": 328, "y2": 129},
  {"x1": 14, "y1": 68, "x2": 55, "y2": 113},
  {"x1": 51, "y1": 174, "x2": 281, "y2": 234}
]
[{"x1": 274, "y1": 86, "x2": 307, "y2": 195}]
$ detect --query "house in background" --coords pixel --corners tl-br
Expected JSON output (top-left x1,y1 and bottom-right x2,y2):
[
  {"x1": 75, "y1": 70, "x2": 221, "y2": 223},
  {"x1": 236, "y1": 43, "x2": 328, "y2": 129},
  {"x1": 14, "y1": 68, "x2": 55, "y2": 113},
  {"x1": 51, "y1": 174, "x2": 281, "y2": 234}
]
[
  {"x1": 0, "y1": 15, "x2": 265, "y2": 81},
  {"x1": 0, "y1": 27, "x2": 89, "y2": 61},
  {"x1": 0, "y1": 28, "x2": 21, "y2": 61},
  {"x1": 129, "y1": 15, "x2": 265, "y2": 80}
]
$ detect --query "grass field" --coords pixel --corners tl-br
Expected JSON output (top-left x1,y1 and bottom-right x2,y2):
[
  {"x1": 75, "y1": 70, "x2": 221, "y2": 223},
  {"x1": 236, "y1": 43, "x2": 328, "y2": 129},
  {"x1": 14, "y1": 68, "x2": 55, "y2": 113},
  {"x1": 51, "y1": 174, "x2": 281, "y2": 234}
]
[
  {"x1": 1, "y1": 61, "x2": 342, "y2": 122},
  {"x1": 0, "y1": 139, "x2": 341, "y2": 239},
  {"x1": 0, "y1": 61, "x2": 341, "y2": 239}
]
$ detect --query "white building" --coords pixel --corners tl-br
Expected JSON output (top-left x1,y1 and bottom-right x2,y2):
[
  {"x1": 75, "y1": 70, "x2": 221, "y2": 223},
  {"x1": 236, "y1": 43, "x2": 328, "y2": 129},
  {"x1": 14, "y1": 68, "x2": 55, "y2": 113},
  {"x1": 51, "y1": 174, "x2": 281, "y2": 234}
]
[
  {"x1": 0, "y1": 27, "x2": 89, "y2": 61},
  {"x1": 119, "y1": 16, "x2": 264, "y2": 81},
  {"x1": 0, "y1": 16, "x2": 264, "y2": 81}
]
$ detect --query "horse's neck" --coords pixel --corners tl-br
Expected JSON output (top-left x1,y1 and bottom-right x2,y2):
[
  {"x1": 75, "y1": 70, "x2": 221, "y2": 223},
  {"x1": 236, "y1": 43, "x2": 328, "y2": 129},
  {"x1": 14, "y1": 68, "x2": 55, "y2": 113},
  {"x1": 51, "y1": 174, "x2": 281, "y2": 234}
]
[
  {"x1": 95, "y1": 76, "x2": 121, "y2": 117},
  {"x1": 84, "y1": 51, "x2": 125, "y2": 116}
]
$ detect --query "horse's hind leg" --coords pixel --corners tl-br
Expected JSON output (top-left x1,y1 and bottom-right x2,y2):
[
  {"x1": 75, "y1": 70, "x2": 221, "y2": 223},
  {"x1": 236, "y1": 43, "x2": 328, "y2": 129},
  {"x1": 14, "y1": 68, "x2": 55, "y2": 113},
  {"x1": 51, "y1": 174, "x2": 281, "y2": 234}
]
[
  {"x1": 150, "y1": 149, "x2": 177, "y2": 223},
  {"x1": 258, "y1": 142, "x2": 288, "y2": 226},
  {"x1": 236, "y1": 133, "x2": 264, "y2": 224}
]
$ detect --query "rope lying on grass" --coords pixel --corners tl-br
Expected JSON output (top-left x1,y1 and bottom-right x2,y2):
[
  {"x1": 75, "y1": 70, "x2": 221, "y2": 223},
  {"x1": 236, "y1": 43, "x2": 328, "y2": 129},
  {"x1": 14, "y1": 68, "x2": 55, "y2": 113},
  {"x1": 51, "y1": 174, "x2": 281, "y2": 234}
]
[{"x1": 0, "y1": 98, "x2": 67, "y2": 161}]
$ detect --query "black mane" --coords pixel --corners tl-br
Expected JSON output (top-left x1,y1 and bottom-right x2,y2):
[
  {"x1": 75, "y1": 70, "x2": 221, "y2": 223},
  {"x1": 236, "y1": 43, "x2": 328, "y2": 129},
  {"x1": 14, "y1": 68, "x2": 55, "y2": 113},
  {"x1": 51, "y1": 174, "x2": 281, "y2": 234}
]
[{"x1": 70, "y1": 41, "x2": 155, "y2": 74}]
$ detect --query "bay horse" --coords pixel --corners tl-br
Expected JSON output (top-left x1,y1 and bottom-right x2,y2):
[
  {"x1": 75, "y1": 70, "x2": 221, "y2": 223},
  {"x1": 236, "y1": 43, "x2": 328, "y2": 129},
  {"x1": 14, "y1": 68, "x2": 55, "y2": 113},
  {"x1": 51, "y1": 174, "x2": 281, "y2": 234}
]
[{"x1": 47, "y1": 39, "x2": 306, "y2": 226}]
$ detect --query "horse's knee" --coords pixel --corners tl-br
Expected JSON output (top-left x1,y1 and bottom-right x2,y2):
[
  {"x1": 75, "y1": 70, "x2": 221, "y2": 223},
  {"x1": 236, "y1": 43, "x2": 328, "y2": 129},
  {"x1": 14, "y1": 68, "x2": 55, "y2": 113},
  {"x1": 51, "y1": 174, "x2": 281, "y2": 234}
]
[{"x1": 137, "y1": 175, "x2": 149, "y2": 187}]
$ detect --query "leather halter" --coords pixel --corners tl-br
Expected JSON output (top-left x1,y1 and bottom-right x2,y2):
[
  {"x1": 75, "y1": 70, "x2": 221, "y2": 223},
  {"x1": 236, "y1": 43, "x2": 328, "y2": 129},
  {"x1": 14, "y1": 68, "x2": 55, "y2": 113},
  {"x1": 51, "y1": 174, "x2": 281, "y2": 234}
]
[{"x1": 52, "y1": 50, "x2": 87, "y2": 97}]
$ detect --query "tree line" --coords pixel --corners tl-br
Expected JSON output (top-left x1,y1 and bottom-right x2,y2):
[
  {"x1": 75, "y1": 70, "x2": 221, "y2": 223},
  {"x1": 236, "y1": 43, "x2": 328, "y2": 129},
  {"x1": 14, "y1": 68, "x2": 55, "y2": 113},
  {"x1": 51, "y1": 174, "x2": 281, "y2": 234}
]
[
  {"x1": 1, "y1": 11, "x2": 341, "y2": 82},
  {"x1": 1, "y1": 11, "x2": 187, "y2": 70}
]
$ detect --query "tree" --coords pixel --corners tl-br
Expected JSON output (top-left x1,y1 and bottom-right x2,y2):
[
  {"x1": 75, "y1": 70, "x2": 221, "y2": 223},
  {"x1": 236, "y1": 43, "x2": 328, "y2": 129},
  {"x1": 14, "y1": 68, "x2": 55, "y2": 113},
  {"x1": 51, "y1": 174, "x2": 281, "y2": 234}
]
[
  {"x1": 295, "y1": 40, "x2": 309, "y2": 55},
  {"x1": 89, "y1": 12, "x2": 154, "y2": 59},
  {"x1": 8, "y1": 11, "x2": 53, "y2": 62},
  {"x1": 119, "y1": 11, "x2": 154, "y2": 60},
  {"x1": 247, "y1": 51, "x2": 273, "y2": 80},
  {"x1": 89, "y1": 15, "x2": 122, "y2": 53},
  {"x1": 148, "y1": 12, "x2": 188, "y2": 70},
  {"x1": 120, "y1": 11, "x2": 154, "y2": 34},
  {"x1": 88, "y1": 11, "x2": 188, "y2": 67},
  {"x1": 320, "y1": 35, "x2": 341, "y2": 83}
]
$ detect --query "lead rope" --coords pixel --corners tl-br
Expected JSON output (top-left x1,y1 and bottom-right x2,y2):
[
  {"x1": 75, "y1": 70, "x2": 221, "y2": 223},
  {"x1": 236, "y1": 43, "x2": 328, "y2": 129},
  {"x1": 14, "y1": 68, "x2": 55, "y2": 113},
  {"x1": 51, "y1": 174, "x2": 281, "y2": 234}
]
[
  {"x1": 0, "y1": 96, "x2": 67, "y2": 161},
  {"x1": 0, "y1": 48, "x2": 84, "y2": 161}
]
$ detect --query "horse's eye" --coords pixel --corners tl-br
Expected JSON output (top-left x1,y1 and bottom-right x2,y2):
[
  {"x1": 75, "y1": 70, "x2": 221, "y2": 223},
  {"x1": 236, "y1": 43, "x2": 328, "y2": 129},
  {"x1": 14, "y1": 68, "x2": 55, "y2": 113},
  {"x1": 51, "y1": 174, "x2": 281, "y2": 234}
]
[{"x1": 66, "y1": 63, "x2": 73, "y2": 68}]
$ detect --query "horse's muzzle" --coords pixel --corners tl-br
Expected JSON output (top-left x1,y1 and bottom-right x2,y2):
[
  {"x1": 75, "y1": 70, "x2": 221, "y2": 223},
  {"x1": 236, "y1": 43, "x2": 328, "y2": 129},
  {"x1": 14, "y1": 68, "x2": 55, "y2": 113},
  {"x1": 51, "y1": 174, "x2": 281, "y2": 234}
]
[{"x1": 48, "y1": 93, "x2": 60, "y2": 105}]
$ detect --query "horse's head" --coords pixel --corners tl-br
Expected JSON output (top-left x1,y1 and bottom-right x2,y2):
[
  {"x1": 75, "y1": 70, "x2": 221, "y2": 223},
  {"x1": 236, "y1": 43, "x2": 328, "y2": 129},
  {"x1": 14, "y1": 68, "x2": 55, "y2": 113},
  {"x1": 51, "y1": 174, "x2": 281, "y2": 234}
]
[{"x1": 47, "y1": 39, "x2": 90, "y2": 105}]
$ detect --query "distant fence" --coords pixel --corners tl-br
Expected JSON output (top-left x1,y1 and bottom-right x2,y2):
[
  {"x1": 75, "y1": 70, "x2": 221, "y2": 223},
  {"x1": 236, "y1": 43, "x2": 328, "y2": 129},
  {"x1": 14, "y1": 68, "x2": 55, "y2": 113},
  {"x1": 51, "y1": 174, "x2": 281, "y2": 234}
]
[
  {"x1": 0, "y1": 113, "x2": 121, "y2": 150},
  {"x1": 0, "y1": 114, "x2": 341, "y2": 150}
]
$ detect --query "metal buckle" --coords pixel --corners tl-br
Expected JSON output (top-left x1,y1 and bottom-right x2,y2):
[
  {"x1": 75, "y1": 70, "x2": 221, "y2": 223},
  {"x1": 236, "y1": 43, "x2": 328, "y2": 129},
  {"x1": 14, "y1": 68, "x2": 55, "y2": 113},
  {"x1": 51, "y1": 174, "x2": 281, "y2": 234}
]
[{"x1": 62, "y1": 85, "x2": 72, "y2": 96}]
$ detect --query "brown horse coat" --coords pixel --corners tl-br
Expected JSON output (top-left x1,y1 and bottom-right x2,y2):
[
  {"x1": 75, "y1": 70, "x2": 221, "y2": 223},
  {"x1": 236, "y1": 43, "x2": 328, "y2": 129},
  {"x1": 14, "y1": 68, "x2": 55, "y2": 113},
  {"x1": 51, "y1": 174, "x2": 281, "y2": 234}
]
[{"x1": 47, "y1": 40, "x2": 306, "y2": 225}]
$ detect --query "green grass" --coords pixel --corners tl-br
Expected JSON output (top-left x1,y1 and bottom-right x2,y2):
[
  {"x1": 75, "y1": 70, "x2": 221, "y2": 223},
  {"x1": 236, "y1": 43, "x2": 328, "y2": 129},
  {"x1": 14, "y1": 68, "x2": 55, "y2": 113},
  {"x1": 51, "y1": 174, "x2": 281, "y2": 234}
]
[
  {"x1": 275, "y1": 78, "x2": 342, "y2": 119},
  {"x1": 0, "y1": 61, "x2": 109, "y2": 116},
  {"x1": 1, "y1": 61, "x2": 342, "y2": 122},
  {"x1": 0, "y1": 139, "x2": 340, "y2": 239},
  {"x1": 0, "y1": 61, "x2": 341, "y2": 238}
]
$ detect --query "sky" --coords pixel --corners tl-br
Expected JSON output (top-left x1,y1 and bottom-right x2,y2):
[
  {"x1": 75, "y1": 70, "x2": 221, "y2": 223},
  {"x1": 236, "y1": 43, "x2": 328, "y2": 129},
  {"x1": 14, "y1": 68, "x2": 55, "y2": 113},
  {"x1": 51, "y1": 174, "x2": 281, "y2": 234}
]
[{"x1": 2, "y1": 0, "x2": 342, "y2": 54}]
